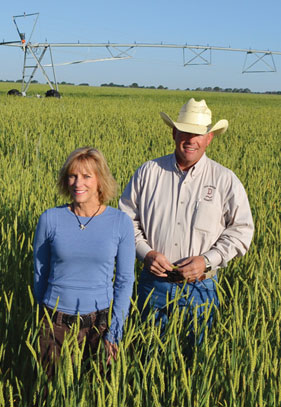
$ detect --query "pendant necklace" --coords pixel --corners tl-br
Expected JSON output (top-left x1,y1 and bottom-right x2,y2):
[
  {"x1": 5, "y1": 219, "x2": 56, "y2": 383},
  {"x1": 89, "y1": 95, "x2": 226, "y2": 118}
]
[{"x1": 72, "y1": 203, "x2": 101, "y2": 230}]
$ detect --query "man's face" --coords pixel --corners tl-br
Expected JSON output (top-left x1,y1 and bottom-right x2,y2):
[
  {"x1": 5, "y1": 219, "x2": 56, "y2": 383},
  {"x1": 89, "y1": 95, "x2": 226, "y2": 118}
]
[{"x1": 173, "y1": 128, "x2": 214, "y2": 171}]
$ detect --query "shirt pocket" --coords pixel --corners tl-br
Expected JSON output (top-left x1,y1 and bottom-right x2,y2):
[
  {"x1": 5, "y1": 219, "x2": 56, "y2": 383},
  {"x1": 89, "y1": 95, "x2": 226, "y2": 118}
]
[{"x1": 193, "y1": 201, "x2": 222, "y2": 233}]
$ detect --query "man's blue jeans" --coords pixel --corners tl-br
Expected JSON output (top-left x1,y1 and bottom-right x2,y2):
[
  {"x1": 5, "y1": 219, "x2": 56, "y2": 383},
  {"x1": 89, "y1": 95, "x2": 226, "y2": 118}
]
[{"x1": 137, "y1": 268, "x2": 219, "y2": 346}]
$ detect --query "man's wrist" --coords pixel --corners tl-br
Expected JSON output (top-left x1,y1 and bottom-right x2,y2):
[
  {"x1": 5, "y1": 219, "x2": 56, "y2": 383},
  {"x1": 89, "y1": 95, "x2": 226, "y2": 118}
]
[
  {"x1": 136, "y1": 242, "x2": 154, "y2": 262},
  {"x1": 202, "y1": 255, "x2": 212, "y2": 273}
]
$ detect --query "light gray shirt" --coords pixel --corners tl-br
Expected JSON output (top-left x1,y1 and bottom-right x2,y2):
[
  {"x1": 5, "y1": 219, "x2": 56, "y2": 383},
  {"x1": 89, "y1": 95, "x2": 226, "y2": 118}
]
[{"x1": 119, "y1": 153, "x2": 254, "y2": 272}]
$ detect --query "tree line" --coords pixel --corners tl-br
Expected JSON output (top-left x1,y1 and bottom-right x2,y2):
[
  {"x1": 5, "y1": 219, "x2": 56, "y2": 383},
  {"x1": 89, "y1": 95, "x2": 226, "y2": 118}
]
[{"x1": 1, "y1": 79, "x2": 280, "y2": 94}]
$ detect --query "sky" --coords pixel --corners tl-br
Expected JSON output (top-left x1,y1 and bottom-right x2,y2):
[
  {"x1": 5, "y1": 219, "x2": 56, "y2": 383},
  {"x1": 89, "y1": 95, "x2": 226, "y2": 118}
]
[{"x1": 1, "y1": 0, "x2": 281, "y2": 92}]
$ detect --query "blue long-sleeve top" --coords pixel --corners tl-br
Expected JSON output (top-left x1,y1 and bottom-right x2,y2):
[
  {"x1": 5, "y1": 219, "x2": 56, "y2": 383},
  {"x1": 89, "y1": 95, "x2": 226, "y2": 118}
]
[{"x1": 33, "y1": 204, "x2": 135, "y2": 343}]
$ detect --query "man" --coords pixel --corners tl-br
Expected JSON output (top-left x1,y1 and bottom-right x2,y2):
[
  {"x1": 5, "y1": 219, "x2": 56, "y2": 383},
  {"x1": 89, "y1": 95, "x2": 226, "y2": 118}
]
[{"x1": 119, "y1": 98, "x2": 254, "y2": 342}]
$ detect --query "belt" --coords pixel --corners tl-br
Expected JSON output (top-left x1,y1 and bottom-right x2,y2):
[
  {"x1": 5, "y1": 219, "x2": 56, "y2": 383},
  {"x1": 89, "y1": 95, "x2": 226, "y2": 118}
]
[
  {"x1": 165, "y1": 268, "x2": 217, "y2": 283},
  {"x1": 44, "y1": 306, "x2": 109, "y2": 329}
]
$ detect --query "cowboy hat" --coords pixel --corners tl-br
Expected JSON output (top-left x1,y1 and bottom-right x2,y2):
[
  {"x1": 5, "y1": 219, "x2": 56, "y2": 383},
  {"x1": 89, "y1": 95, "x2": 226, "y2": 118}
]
[{"x1": 160, "y1": 98, "x2": 228, "y2": 135}]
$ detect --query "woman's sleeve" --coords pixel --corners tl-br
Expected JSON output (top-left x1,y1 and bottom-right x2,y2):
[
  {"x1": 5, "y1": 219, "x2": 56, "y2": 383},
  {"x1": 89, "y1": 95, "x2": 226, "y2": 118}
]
[
  {"x1": 33, "y1": 211, "x2": 51, "y2": 306},
  {"x1": 104, "y1": 213, "x2": 135, "y2": 344}
]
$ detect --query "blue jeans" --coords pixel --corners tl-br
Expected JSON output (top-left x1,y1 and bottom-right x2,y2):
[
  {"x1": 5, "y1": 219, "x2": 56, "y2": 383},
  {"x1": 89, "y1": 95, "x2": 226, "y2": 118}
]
[{"x1": 137, "y1": 269, "x2": 219, "y2": 345}]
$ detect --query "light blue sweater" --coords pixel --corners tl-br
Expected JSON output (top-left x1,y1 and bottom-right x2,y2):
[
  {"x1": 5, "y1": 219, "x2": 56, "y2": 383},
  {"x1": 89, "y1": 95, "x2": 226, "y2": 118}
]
[{"x1": 33, "y1": 205, "x2": 135, "y2": 343}]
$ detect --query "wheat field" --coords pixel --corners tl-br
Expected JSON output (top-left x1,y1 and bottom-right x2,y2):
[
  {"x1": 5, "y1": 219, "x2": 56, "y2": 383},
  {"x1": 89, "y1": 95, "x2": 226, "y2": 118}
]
[{"x1": 0, "y1": 83, "x2": 280, "y2": 406}]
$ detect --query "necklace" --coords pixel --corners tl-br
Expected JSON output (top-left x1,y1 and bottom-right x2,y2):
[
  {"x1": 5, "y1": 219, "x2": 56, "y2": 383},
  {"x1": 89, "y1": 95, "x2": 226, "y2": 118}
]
[{"x1": 71, "y1": 204, "x2": 101, "y2": 230}]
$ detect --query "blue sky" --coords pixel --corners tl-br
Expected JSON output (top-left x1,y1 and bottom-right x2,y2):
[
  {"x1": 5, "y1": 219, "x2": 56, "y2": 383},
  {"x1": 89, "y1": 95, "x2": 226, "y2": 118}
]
[{"x1": 1, "y1": 0, "x2": 281, "y2": 92}]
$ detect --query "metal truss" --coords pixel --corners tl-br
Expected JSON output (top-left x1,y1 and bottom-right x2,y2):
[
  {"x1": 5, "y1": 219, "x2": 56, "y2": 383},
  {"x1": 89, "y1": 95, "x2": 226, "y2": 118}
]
[
  {"x1": 242, "y1": 51, "x2": 276, "y2": 73},
  {"x1": 182, "y1": 47, "x2": 212, "y2": 66},
  {"x1": 22, "y1": 44, "x2": 58, "y2": 94}
]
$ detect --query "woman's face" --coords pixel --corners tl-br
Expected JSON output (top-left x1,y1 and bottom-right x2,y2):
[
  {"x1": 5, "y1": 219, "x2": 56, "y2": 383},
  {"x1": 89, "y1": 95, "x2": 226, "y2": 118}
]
[{"x1": 67, "y1": 162, "x2": 100, "y2": 206}]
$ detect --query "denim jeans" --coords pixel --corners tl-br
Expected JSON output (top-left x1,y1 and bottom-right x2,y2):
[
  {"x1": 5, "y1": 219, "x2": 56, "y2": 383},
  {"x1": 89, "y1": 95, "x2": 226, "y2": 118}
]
[{"x1": 137, "y1": 268, "x2": 219, "y2": 346}]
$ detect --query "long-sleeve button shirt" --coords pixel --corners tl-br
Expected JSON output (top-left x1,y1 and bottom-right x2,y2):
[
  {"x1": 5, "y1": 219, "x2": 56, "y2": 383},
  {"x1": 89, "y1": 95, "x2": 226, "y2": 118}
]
[
  {"x1": 33, "y1": 205, "x2": 135, "y2": 343},
  {"x1": 119, "y1": 153, "x2": 254, "y2": 272}
]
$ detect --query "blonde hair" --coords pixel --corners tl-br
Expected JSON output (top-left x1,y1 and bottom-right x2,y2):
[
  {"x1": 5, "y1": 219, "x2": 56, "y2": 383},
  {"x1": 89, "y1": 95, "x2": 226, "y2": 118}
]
[{"x1": 58, "y1": 147, "x2": 118, "y2": 204}]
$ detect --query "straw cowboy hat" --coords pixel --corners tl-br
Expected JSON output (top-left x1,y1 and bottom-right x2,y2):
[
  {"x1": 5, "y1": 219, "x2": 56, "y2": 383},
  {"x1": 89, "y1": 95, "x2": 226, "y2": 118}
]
[{"x1": 160, "y1": 98, "x2": 228, "y2": 135}]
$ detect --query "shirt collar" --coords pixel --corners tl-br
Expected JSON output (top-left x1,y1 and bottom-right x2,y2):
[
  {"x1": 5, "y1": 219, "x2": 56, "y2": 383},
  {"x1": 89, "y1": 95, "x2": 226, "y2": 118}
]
[{"x1": 172, "y1": 152, "x2": 207, "y2": 178}]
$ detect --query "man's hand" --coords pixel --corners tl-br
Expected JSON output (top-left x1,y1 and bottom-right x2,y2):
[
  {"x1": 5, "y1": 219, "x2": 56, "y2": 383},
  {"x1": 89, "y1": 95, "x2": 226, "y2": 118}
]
[
  {"x1": 176, "y1": 256, "x2": 206, "y2": 282},
  {"x1": 104, "y1": 339, "x2": 118, "y2": 365},
  {"x1": 144, "y1": 250, "x2": 173, "y2": 277}
]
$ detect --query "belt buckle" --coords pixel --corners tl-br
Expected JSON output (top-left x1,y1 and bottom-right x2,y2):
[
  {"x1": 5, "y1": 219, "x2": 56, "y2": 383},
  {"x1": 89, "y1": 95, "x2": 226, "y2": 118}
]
[
  {"x1": 64, "y1": 315, "x2": 72, "y2": 328},
  {"x1": 79, "y1": 315, "x2": 84, "y2": 328},
  {"x1": 63, "y1": 314, "x2": 78, "y2": 328}
]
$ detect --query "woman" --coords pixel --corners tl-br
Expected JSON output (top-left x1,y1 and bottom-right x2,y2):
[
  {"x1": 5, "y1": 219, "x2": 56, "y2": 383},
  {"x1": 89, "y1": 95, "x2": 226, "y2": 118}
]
[{"x1": 34, "y1": 147, "x2": 135, "y2": 374}]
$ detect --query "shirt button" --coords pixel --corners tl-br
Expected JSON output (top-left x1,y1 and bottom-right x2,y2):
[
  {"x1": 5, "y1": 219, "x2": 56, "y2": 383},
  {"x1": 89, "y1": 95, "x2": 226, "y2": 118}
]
[
  {"x1": 175, "y1": 243, "x2": 178, "y2": 246},
  {"x1": 180, "y1": 201, "x2": 184, "y2": 204},
  {"x1": 177, "y1": 222, "x2": 180, "y2": 225}
]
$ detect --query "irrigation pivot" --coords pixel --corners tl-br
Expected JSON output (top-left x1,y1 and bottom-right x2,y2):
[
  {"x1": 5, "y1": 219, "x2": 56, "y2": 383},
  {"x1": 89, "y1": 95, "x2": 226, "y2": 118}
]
[{"x1": 1, "y1": 12, "x2": 281, "y2": 96}]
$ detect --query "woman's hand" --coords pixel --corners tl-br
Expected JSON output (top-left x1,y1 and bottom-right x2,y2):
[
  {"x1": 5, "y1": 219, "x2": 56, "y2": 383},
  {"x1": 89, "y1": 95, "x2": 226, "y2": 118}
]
[{"x1": 104, "y1": 339, "x2": 118, "y2": 365}]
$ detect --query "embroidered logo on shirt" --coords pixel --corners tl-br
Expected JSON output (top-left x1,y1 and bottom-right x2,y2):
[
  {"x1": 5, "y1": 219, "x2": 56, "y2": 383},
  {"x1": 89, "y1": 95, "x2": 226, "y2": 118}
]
[{"x1": 203, "y1": 185, "x2": 216, "y2": 201}]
